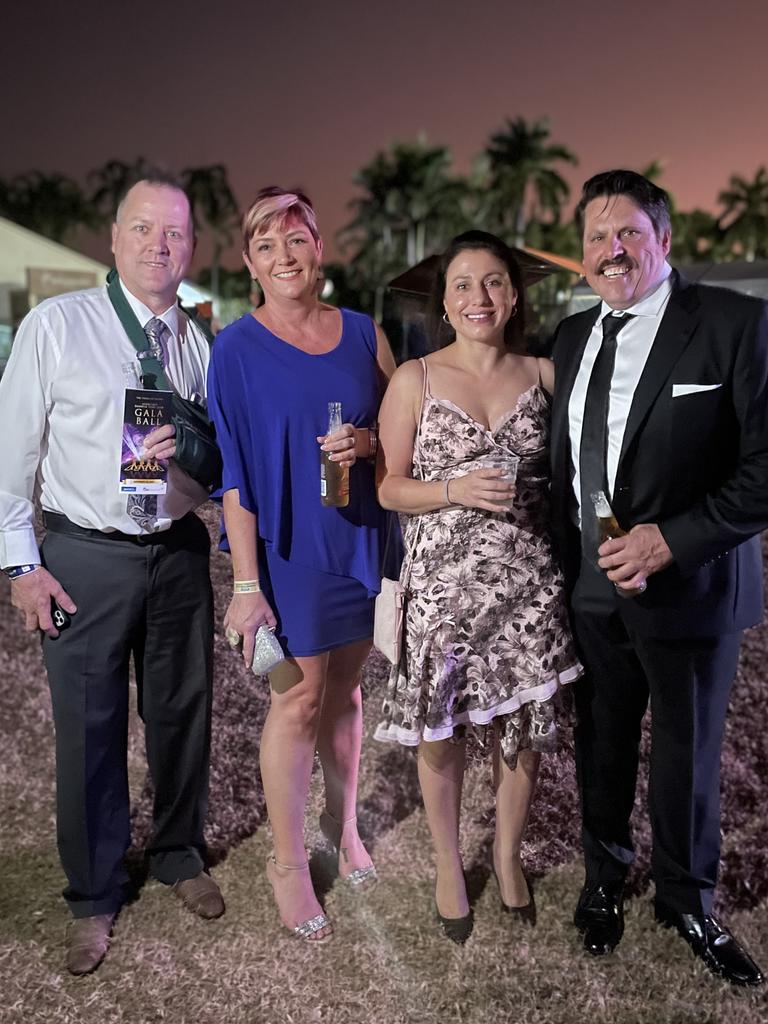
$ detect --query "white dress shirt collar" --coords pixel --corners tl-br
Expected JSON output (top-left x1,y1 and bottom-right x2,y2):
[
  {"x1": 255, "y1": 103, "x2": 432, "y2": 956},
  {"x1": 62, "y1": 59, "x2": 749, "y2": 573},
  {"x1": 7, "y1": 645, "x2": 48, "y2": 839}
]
[
  {"x1": 119, "y1": 279, "x2": 179, "y2": 338},
  {"x1": 599, "y1": 263, "x2": 673, "y2": 323}
]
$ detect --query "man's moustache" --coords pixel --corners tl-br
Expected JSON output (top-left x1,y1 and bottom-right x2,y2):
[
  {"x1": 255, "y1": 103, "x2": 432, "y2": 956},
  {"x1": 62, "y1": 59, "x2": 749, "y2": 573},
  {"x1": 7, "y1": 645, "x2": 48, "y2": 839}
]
[{"x1": 597, "y1": 257, "x2": 635, "y2": 275}]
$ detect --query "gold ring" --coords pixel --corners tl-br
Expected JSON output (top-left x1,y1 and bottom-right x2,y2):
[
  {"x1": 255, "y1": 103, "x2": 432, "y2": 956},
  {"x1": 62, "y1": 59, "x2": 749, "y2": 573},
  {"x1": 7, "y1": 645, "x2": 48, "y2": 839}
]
[{"x1": 225, "y1": 627, "x2": 242, "y2": 649}]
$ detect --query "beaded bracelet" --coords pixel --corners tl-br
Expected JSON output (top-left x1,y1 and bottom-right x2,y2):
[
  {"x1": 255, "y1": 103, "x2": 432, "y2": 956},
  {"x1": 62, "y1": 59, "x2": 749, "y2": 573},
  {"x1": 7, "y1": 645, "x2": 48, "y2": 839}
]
[
  {"x1": 233, "y1": 579, "x2": 261, "y2": 594},
  {"x1": 4, "y1": 563, "x2": 40, "y2": 580}
]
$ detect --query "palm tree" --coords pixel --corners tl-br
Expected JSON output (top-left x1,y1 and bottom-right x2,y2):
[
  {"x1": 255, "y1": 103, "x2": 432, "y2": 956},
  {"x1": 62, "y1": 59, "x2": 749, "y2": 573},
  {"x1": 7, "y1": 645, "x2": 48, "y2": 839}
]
[
  {"x1": 671, "y1": 208, "x2": 725, "y2": 264},
  {"x1": 638, "y1": 159, "x2": 665, "y2": 183},
  {"x1": 343, "y1": 237, "x2": 405, "y2": 325},
  {"x1": 717, "y1": 167, "x2": 768, "y2": 261},
  {"x1": 181, "y1": 165, "x2": 240, "y2": 299},
  {"x1": 478, "y1": 117, "x2": 578, "y2": 245},
  {"x1": 338, "y1": 152, "x2": 405, "y2": 321},
  {"x1": 339, "y1": 139, "x2": 469, "y2": 319},
  {"x1": 88, "y1": 158, "x2": 153, "y2": 222},
  {"x1": 0, "y1": 171, "x2": 95, "y2": 243}
]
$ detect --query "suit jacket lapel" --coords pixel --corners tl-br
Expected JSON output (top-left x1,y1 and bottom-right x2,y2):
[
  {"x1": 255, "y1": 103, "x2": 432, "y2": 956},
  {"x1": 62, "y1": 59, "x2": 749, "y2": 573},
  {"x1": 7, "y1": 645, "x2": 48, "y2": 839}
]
[{"x1": 617, "y1": 274, "x2": 701, "y2": 471}]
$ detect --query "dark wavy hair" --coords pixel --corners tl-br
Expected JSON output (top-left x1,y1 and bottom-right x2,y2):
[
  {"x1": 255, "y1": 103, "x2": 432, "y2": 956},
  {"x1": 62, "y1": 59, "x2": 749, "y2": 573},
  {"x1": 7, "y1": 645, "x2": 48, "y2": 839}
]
[
  {"x1": 574, "y1": 169, "x2": 671, "y2": 239},
  {"x1": 428, "y1": 230, "x2": 526, "y2": 350}
]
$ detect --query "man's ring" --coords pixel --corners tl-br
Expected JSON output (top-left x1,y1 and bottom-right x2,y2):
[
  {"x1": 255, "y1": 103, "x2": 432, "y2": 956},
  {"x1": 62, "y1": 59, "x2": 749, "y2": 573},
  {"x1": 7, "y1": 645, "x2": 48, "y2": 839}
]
[{"x1": 226, "y1": 627, "x2": 242, "y2": 649}]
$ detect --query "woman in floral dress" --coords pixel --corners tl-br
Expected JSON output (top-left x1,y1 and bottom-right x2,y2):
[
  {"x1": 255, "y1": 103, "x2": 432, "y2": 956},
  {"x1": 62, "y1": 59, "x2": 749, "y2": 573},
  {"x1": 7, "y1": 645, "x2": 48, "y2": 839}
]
[{"x1": 375, "y1": 231, "x2": 580, "y2": 942}]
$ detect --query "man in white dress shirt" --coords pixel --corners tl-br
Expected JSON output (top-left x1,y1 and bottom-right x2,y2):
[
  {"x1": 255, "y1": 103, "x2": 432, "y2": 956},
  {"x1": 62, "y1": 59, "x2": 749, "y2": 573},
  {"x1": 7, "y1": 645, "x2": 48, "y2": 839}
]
[
  {"x1": 550, "y1": 170, "x2": 767, "y2": 986},
  {"x1": 0, "y1": 176, "x2": 224, "y2": 975}
]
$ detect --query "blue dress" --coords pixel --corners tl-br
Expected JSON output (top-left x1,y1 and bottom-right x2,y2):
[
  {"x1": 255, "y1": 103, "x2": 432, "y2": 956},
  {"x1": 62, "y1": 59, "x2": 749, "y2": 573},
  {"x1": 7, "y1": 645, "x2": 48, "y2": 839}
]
[{"x1": 208, "y1": 308, "x2": 400, "y2": 656}]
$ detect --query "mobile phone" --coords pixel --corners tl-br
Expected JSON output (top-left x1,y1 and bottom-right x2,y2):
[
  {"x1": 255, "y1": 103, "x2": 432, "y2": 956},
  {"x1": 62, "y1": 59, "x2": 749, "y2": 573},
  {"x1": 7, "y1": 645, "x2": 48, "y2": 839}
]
[{"x1": 50, "y1": 598, "x2": 71, "y2": 637}]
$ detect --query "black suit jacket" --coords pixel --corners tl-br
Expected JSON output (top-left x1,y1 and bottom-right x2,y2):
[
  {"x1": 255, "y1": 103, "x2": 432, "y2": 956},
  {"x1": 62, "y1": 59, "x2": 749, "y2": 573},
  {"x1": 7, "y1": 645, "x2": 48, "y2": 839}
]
[{"x1": 550, "y1": 273, "x2": 768, "y2": 637}]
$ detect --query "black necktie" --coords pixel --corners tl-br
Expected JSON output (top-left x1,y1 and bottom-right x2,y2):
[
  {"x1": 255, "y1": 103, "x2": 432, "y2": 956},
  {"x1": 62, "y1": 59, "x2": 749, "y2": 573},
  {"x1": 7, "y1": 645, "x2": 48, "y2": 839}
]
[{"x1": 579, "y1": 313, "x2": 634, "y2": 560}]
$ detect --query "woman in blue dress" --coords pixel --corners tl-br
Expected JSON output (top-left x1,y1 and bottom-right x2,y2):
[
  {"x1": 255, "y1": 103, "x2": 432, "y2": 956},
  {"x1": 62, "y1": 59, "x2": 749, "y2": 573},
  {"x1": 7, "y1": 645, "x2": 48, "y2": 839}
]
[{"x1": 207, "y1": 187, "x2": 398, "y2": 943}]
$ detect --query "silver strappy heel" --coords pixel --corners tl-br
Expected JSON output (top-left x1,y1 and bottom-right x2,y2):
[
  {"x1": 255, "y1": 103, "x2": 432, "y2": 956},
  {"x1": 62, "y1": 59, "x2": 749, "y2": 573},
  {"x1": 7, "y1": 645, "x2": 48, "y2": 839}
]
[
  {"x1": 319, "y1": 811, "x2": 378, "y2": 889},
  {"x1": 265, "y1": 854, "x2": 333, "y2": 943}
]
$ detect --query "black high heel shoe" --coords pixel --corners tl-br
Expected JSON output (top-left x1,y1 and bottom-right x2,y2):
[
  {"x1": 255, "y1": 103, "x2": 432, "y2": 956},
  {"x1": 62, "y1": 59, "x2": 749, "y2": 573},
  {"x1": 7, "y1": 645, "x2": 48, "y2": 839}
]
[
  {"x1": 435, "y1": 905, "x2": 474, "y2": 945},
  {"x1": 497, "y1": 873, "x2": 536, "y2": 926}
]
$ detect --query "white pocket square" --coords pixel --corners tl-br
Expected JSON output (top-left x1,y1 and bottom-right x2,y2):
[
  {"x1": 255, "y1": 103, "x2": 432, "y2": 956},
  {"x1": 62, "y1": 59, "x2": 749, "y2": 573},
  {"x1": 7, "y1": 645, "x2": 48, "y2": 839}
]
[{"x1": 672, "y1": 383, "x2": 722, "y2": 398}]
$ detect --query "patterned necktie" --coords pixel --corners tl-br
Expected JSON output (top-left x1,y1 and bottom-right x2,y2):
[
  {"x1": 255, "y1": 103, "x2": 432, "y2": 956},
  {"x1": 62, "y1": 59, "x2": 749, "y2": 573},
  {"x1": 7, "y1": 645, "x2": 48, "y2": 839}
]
[
  {"x1": 579, "y1": 312, "x2": 634, "y2": 561},
  {"x1": 126, "y1": 319, "x2": 169, "y2": 528},
  {"x1": 144, "y1": 316, "x2": 167, "y2": 367}
]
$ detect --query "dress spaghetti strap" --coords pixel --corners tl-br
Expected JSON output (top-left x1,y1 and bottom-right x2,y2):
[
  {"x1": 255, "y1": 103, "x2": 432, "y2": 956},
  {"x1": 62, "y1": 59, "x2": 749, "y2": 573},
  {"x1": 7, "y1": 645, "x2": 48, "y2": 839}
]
[
  {"x1": 418, "y1": 356, "x2": 431, "y2": 397},
  {"x1": 412, "y1": 358, "x2": 430, "y2": 478}
]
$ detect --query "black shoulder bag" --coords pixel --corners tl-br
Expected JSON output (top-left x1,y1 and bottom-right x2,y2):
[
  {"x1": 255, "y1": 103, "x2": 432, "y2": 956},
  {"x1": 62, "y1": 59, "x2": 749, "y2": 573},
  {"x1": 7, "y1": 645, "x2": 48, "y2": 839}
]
[{"x1": 106, "y1": 269, "x2": 222, "y2": 491}]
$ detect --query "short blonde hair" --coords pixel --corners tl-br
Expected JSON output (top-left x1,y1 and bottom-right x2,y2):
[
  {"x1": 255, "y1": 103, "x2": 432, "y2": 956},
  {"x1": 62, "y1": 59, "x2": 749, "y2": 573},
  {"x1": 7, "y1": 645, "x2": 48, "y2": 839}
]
[{"x1": 242, "y1": 186, "x2": 320, "y2": 254}]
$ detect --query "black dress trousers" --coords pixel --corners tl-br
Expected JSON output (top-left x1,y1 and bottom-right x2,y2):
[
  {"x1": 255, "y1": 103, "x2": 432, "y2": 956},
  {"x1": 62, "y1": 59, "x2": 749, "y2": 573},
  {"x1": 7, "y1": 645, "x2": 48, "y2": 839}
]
[
  {"x1": 41, "y1": 513, "x2": 213, "y2": 919},
  {"x1": 571, "y1": 607, "x2": 741, "y2": 916}
]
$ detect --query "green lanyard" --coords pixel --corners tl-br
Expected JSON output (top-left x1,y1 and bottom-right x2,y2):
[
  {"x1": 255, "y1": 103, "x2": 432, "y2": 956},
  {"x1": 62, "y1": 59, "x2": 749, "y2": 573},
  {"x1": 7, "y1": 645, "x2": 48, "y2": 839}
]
[{"x1": 106, "y1": 268, "x2": 173, "y2": 391}]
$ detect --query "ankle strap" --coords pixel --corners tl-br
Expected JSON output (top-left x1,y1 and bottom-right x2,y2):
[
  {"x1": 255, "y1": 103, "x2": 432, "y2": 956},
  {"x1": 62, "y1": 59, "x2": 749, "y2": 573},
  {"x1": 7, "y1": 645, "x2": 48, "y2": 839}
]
[
  {"x1": 269, "y1": 854, "x2": 309, "y2": 872},
  {"x1": 322, "y1": 810, "x2": 358, "y2": 826}
]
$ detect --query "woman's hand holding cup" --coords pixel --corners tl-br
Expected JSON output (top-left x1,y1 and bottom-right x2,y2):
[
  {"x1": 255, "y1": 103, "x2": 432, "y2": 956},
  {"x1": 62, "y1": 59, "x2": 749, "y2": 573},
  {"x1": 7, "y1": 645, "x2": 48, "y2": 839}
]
[{"x1": 447, "y1": 460, "x2": 517, "y2": 514}]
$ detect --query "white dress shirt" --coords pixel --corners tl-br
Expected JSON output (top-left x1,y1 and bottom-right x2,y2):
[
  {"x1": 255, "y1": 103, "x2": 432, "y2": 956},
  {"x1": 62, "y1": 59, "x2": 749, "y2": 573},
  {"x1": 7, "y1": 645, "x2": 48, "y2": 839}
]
[
  {"x1": 0, "y1": 282, "x2": 211, "y2": 567},
  {"x1": 568, "y1": 266, "x2": 673, "y2": 523}
]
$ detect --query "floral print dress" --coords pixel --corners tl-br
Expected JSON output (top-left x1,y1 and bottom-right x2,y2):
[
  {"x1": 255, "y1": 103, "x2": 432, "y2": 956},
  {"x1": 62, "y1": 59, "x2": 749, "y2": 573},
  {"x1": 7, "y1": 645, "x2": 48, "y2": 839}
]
[{"x1": 375, "y1": 361, "x2": 581, "y2": 768}]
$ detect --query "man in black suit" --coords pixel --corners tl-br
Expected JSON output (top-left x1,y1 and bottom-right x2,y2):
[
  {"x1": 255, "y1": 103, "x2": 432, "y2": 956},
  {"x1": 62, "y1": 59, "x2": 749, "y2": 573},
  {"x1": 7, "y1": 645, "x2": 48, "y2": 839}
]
[{"x1": 550, "y1": 169, "x2": 767, "y2": 986}]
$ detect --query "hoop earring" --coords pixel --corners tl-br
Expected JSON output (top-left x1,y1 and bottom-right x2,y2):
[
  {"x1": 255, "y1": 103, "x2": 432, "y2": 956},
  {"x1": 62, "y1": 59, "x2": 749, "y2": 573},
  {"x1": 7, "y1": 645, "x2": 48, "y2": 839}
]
[{"x1": 442, "y1": 312, "x2": 450, "y2": 324}]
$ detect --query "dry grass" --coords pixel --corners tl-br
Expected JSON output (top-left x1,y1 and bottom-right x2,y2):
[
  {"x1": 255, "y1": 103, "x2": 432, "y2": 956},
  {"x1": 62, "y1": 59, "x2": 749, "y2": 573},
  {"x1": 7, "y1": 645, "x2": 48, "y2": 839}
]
[{"x1": 1, "y1": 507, "x2": 766, "y2": 1024}]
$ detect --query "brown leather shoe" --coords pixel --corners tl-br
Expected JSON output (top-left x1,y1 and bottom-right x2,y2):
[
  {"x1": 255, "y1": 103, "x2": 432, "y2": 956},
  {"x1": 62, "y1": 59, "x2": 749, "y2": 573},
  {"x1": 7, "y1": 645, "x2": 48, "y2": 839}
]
[
  {"x1": 66, "y1": 913, "x2": 115, "y2": 976},
  {"x1": 172, "y1": 872, "x2": 225, "y2": 919}
]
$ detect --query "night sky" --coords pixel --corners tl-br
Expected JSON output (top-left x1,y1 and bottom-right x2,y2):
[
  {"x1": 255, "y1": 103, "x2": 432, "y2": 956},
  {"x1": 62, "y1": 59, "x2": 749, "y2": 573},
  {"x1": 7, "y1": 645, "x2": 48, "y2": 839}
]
[{"x1": 3, "y1": 0, "x2": 767, "y2": 271}]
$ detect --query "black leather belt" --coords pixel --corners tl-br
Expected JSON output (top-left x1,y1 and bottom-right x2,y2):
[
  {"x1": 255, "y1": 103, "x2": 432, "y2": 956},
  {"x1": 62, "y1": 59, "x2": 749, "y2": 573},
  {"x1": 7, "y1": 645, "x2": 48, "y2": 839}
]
[{"x1": 43, "y1": 511, "x2": 184, "y2": 545}]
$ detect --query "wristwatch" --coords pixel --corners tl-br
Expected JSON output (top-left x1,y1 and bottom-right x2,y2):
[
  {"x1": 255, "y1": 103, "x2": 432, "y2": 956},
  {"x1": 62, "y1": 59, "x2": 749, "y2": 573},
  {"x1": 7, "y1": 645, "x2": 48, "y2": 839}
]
[{"x1": 3, "y1": 563, "x2": 40, "y2": 580}]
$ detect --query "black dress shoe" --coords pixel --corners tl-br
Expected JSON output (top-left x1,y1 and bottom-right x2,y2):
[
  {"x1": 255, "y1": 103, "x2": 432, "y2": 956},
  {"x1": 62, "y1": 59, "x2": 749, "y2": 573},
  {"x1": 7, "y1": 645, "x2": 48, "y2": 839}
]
[
  {"x1": 654, "y1": 903, "x2": 764, "y2": 987},
  {"x1": 573, "y1": 884, "x2": 624, "y2": 956}
]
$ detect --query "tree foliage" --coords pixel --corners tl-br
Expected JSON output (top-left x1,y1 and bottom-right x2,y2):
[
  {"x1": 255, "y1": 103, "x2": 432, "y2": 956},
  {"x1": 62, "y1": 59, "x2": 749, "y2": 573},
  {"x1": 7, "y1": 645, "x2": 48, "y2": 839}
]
[
  {"x1": 477, "y1": 117, "x2": 578, "y2": 246},
  {"x1": 0, "y1": 171, "x2": 98, "y2": 243},
  {"x1": 717, "y1": 167, "x2": 768, "y2": 261},
  {"x1": 2, "y1": 130, "x2": 765, "y2": 330},
  {"x1": 88, "y1": 158, "x2": 155, "y2": 222},
  {"x1": 181, "y1": 164, "x2": 240, "y2": 299}
]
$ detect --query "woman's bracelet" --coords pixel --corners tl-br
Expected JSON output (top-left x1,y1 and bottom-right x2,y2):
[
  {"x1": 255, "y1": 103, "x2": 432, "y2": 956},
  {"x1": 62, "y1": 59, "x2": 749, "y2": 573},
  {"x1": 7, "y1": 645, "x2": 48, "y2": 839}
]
[
  {"x1": 367, "y1": 425, "x2": 378, "y2": 459},
  {"x1": 233, "y1": 579, "x2": 261, "y2": 594},
  {"x1": 445, "y1": 479, "x2": 455, "y2": 506}
]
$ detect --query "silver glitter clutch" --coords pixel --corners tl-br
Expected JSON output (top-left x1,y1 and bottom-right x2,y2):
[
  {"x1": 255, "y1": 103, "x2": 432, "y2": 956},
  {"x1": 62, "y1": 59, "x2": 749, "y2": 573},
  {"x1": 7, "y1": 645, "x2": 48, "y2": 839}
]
[{"x1": 251, "y1": 625, "x2": 285, "y2": 676}]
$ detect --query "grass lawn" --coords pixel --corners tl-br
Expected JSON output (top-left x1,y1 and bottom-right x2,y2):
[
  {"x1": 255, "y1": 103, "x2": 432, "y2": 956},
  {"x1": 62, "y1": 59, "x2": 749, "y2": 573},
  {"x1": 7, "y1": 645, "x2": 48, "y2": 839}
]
[{"x1": 1, "y1": 508, "x2": 766, "y2": 1024}]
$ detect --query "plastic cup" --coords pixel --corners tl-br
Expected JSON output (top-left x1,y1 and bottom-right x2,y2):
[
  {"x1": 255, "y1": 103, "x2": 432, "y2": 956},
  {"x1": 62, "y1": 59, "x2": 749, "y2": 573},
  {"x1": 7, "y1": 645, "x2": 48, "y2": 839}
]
[{"x1": 479, "y1": 454, "x2": 519, "y2": 509}]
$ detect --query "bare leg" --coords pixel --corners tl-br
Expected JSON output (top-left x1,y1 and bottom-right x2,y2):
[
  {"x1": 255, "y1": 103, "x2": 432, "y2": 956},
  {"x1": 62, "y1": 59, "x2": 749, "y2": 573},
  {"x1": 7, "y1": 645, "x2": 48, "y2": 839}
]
[
  {"x1": 492, "y1": 729, "x2": 540, "y2": 908},
  {"x1": 418, "y1": 738, "x2": 469, "y2": 919},
  {"x1": 316, "y1": 638, "x2": 373, "y2": 878},
  {"x1": 261, "y1": 653, "x2": 331, "y2": 939}
]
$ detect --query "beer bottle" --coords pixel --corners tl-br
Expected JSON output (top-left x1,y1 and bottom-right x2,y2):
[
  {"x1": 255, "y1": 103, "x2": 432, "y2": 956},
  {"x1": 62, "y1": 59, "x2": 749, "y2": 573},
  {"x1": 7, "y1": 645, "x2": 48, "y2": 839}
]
[
  {"x1": 590, "y1": 490, "x2": 645, "y2": 599},
  {"x1": 320, "y1": 401, "x2": 350, "y2": 508}
]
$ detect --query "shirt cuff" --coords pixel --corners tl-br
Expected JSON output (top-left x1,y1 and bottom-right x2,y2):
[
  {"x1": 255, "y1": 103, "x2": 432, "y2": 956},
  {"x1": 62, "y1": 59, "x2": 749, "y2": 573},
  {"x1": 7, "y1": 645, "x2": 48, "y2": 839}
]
[{"x1": 0, "y1": 527, "x2": 41, "y2": 569}]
